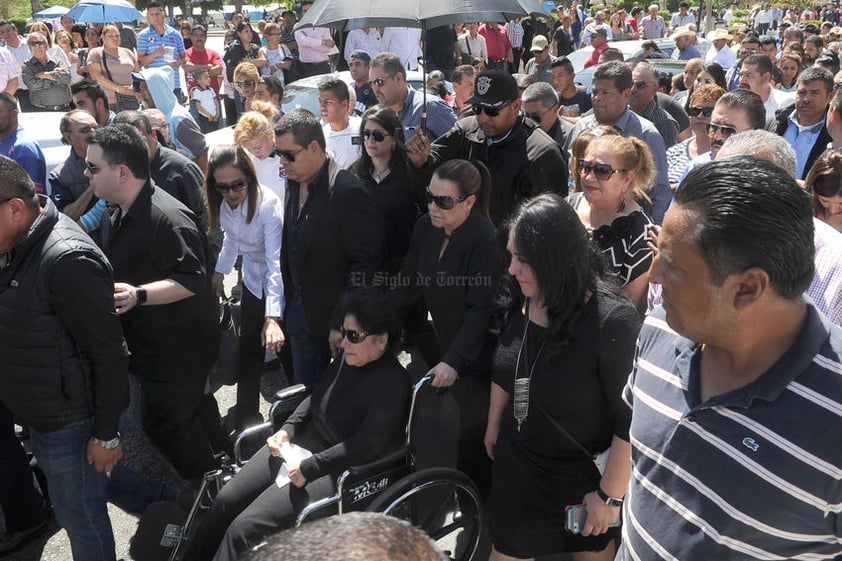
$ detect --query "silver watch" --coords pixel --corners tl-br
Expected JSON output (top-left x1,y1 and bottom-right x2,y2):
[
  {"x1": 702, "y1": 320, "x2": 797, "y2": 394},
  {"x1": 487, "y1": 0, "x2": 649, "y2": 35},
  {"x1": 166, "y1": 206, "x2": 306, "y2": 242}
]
[{"x1": 91, "y1": 436, "x2": 121, "y2": 450}]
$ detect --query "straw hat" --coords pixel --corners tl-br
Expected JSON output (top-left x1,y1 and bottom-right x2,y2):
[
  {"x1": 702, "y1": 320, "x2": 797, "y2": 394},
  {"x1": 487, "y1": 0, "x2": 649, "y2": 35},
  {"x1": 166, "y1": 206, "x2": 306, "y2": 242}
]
[{"x1": 707, "y1": 28, "x2": 734, "y2": 41}]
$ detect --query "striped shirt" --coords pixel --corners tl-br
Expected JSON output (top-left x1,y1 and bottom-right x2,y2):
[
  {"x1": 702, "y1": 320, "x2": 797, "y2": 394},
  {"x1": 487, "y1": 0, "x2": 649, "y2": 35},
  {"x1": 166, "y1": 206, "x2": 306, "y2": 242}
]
[
  {"x1": 618, "y1": 305, "x2": 842, "y2": 561},
  {"x1": 137, "y1": 25, "x2": 186, "y2": 89},
  {"x1": 505, "y1": 19, "x2": 524, "y2": 48}
]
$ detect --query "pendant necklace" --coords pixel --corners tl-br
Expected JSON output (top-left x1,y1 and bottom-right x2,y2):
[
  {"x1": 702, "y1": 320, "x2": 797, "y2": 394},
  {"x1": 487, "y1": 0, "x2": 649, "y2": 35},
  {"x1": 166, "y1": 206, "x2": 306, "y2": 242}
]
[{"x1": 513, "y1": 299, "x2": 546, "y2": 432}]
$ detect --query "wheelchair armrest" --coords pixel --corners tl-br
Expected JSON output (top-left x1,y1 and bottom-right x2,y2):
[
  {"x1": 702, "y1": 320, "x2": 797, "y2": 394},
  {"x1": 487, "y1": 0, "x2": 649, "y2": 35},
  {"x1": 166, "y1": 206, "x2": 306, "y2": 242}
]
[
  {"x1": 234, "y1": 421, "x2": 273, "y2": 465},
  {"x1": 342, "y1": 446, "x2": 411, "y2": 479},
  {"x1": 274, "y1": 383, "x2": 309, "y2": 402},
  {"x1": 295, "y1": 494, "x2": 340, "y2": 527},
  {"x1": 269, "y1": 385, "x2": 312, "y2": 430}
]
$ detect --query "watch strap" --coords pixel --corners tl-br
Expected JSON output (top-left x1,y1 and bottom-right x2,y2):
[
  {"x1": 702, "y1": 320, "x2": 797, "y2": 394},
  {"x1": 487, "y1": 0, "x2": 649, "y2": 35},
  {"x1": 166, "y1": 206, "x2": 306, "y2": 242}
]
[
  {"x1": 597, "y1": 486, "x2": 624, "y2": 507},
  {"x1": 136, "y1": 286, "x2": 147, "y2": 305}
]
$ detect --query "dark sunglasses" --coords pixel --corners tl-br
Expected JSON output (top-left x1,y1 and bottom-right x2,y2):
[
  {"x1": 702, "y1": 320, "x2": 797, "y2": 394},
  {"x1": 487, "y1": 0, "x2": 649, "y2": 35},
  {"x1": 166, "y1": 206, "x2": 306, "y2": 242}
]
[
  {"x1": 706, "y1": 123, "x2": 737, "y2": 137},
  {"x1": 362, "y1": 129, "x2": 390, "y2": 142},
  {"x1": 84, "y1": 160, "x2": 109, "y2": 175},
  {"x1": 214, "y1": 179, "x2": 248, "y2": 193},
  {"x1": 425, "y1": 187, "x2": 471, "y2": 210},
  {"x1": 340, "y1": 326, "x2": 370, "y2": 344},
  {"x1": 687, "y1": 106, "x2": 714, "y2": 117},
  {"x1": 371, "y1": 75, "x2": 394, "y2": 88},
  {"x1": 471, "y1": 102, "x2": 510, "y2": 117},
  {"x1": 276, "y1": 147, "x2": 304, "y2": 162},
  {"x1": 28, "y1": 41, "x2": 46, "y2": 47},
  {"x1": 577, "y1": 159, "x2": 625, "y2": 180},
  {"x1": 633, "y1": 80, "x2": 653, "y2": 89},
  {"x1": 235, "y1": 80, "x2": 255, "y2": 89}
]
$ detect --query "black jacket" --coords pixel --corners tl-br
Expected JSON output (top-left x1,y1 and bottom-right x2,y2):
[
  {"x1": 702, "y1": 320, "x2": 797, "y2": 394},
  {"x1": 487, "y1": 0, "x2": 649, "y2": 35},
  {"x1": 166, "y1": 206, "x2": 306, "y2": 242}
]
[
  {"x1": 772, "y1": 104, "x2": 833, "y2": 179},
  {"x1": 282, "y1": 158, "x2": 384, "y2": 346},
  {"x1": 0, "y1": 197, "x2": 129, "y2": 438},
  {"x1": 423, "y1": 114, "x2": 568, "y2": 225}
]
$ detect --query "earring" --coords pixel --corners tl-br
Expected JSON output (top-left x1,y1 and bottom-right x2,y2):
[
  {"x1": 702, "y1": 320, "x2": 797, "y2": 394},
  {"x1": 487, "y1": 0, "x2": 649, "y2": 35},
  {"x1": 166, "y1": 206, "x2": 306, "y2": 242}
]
[{"x1": 616, "y1": 196, "x2": 626, "y2": 213}]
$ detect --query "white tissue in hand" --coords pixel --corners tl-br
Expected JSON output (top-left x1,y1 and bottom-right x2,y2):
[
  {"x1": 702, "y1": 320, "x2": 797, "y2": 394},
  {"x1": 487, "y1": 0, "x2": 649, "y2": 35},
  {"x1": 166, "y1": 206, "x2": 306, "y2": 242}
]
[{"x1": 275, "y1": 442, "x2": 313, "y2": 488}]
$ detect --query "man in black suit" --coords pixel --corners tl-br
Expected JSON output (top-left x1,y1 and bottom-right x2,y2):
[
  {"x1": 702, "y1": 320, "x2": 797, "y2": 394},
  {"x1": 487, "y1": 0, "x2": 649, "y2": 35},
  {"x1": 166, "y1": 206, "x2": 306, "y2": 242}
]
[{"x1": 276, "y1": 109, "x2": 384, "y2": 386}]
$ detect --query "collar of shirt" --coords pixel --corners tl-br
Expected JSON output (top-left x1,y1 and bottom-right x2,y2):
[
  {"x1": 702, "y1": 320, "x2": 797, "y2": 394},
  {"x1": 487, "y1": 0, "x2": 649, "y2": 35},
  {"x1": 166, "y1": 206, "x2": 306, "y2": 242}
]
[
  {"x1": 787, "y1": 110, "x2": 825, "y2": 134},
  {"x1": 613, "y1": 107, "x2": 634, "y2": 134}
]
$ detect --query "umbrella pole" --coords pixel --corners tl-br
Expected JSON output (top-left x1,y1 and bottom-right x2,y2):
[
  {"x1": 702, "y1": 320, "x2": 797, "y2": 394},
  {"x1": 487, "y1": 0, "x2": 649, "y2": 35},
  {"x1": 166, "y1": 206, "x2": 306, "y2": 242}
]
[{"x1": 421, "y1": 19, "x2": 427, "y2": 135}]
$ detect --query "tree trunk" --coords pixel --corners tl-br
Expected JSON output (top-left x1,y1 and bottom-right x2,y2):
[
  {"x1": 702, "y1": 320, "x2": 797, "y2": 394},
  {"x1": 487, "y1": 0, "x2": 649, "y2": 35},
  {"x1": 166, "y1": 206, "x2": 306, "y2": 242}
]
[{"x1": 30, "y1": 0, "x2": 42, "y2": 18}]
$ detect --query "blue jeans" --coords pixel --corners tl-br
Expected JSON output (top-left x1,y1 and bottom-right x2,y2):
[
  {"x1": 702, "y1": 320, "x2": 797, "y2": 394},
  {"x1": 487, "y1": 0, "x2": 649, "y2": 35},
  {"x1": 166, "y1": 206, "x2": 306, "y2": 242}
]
[
  {"x1": 29, "y1": 419, "x2": 116, "y2": 561},
  {"x1": 285, "y1": 293, "x2": 330, "y2": 387}
]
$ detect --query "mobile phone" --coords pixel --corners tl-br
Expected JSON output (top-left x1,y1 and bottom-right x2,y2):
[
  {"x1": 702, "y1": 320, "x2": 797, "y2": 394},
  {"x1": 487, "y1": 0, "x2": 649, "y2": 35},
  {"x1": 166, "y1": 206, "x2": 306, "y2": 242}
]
[{"x1": 565, "y1": 504, "x2": 621, "y2": 534}]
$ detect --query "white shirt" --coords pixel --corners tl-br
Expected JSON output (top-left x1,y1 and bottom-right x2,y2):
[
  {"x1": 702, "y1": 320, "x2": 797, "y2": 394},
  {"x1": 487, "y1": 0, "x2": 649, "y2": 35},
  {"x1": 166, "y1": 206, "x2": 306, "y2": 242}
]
[
  {"x1": 458, "y1": 32, "x2": 488, "y2": 63},
  {"x1": 294, "y1": 26, "x2": 333, "y2": 63},
  {"x1": 344, "y1": 28, "x2": 381, "y2": 62},
  {"x1": 705, "y1": 43, "x2": 736, "y2": 69},
  {"x1": 0, "y1": 46, "x2": 21, "y2": 92},
  {"x1": 248, "y1": 151, "x2": 287, "y2": 206},
  {"x1": 381, "y1": 27, "x2": 422, "y2": 70},
  {"x1": 323, "y1": 116, "x2": 362, "y2": 169},
  {"x1": 763, "y1": 87, "x2": 795, "y2": 120},
  {"x1": 216, "y1": 187, "x2": 285, "y2": 318},
  {"x1": 582, "y1": 21, "x2": 613, "y2": 45}
]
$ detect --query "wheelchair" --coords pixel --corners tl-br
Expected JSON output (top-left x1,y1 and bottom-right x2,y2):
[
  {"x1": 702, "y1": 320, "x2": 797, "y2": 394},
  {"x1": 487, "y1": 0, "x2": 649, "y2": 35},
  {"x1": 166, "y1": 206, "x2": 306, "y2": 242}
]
[{"x1": 146, "y1": 373, "x2": 484, "y2": 561}]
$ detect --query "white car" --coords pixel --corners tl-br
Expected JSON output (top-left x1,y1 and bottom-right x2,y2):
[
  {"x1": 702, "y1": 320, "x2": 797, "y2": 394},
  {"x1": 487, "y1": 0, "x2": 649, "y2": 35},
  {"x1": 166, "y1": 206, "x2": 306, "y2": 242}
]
[{"x1": 19, "y1": 111, "x2": 71, "y2": 178}]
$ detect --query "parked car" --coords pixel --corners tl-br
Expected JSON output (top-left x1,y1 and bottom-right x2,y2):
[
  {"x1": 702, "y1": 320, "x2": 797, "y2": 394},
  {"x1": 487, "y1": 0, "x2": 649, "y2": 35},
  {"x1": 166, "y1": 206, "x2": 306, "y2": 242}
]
[
  {"x1": 566, "y1": 38, "x2": 677, "y2": 72},
  {"x1": 18, "y1": 111, "x2": 71, "y2": 194},
  {"x1": 574, "y1": 58, "x2": 686, "y2": 93}
]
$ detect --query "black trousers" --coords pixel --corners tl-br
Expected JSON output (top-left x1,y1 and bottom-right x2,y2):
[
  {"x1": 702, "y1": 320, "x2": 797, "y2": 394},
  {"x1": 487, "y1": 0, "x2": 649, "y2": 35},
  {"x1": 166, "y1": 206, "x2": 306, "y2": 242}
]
[
  {"x1": 129, "y1": 322, "x2": 226, "y2": 480},
  {"x1": 301, "y1": 60, "x2": 331, "y2": 78},
  {"x1": 234, "y1": 287, "x2": 265, "y2": 429},
  {"x1": 0, "y1": 401, "x2": 45, "y2": 532}
]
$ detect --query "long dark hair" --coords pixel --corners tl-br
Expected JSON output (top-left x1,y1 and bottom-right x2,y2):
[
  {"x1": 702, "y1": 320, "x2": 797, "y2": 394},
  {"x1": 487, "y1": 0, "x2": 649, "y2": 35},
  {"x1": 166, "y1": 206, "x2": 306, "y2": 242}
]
[
  {"x1": 804, "y1": 149, "x2": 842, "y2": 220},
  {"x1": 502, "y1": 194, "x2": 608, "y2": 343},
  {"x1": 205, "y1": 144, "x2": 260, "y2": 232},
  {"x1": 351, "y1": 106, "x2": 407, "y2": 179},
  {"x1": 432, "y1": 159, "x2": 492, "y2": 218}
]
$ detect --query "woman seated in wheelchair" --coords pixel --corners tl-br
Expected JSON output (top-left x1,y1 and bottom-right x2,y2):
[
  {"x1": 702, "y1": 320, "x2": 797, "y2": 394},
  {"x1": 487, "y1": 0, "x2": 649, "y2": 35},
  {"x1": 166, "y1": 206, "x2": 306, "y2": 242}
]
[{"x1": 184, "y1": 288, "x2": 411, "y2": 561}]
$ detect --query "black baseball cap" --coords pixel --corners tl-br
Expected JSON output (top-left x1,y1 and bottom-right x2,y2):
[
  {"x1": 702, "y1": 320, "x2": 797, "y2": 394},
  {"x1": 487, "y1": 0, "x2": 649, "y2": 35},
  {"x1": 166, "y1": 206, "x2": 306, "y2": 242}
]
[{"x1": 467, "y1": 70, "x2": 519, "y2": 107}]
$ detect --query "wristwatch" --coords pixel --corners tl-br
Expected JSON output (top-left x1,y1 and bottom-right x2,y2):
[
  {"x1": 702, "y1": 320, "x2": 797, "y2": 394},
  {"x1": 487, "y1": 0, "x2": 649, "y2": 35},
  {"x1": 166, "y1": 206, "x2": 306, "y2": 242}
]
[
  {"x1": 136, "y1": 286, "x2": 147, "y2": 305},
  {"x1": 597, "y1": 486, "x2": 624, "y2": 507},
  {"x1": 91, "y1": 436, "x2": 121, "y2": 450}
]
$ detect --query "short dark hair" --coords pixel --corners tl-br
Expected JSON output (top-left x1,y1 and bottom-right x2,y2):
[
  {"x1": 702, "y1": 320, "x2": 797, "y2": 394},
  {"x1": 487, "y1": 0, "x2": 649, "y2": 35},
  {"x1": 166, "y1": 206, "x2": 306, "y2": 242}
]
[
  {"x1": 274, "y1": 108, "x2": 325, "y2": 151},
  {"x1": 258, "y1": 75, "x2": 284, "y2": 101},
  {"x1": 742, "y1": 54, "x2": 773, "y2": 76},
  {"x1": 676, "y1": 156, "x2": 814, "y2": 299},
  {"x1": 88, "y1": 124, "x2": 150, "y2": 181},
  {"x1": 759, "y1": 36, "x2": 777, "y2": 48},
  {"x1": 340, "y1": 287, "x2": 402, "y2": 350},
  {"x1": 550, "y1": 56, "x2": 574, "y2": 73},
  {"x1": 600, "y1": 47, "x2": 625, "y2": 62},
  {"x1": 522, "y1": 81, "x2": 558, "y2": 108},
  {"x1": 317, "y1": 77, "x2": 350, "y2": 102},
  {"x1": 741, "y1": 32, "x2": 761, "y2": 46},
  {"x1": 592, "y1": 60, "x2": 633, "y2": 91},
  {"x1": 146, "y1": 1, "x2": 163, "y2": 9},
  {"x1": 797, "y1": 66, "x2": 834, "y2": 92},
  {"x1": 113, "y1": 109, "x2": 153, "y2": 134},
  {"x1": 0, "y1": 91, "x2": 17, "y2": 111},
  {"x1": 715, "y1": 89, "x2": 766, "y2": 130},
  {"x1": 451, "y1": 64, "x2": 476, "y2": 84},
  {"x1": 238, "y1": 512, "x2": 446, "y2": 561},
  {"x1": 370, "y1": 52, "x2": 407, "y2": 80},
  {"x1": 0, "y1": 155, "x2": 38, "y2": 210},
  {"x1": 71, "y1": 79, "x2": 109, "y2": 107},
  {"x1": 805, "y1": 35, "x2": 825, "y2": 50}
]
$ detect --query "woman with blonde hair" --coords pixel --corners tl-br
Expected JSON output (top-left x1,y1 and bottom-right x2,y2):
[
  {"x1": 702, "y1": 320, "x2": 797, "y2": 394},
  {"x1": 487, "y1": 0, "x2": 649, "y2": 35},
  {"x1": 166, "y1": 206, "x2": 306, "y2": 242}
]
[
  {"x1": 568, "y1": 135, "x2": 656, "y2": 312},
  {"x1": 86, "y1": 24, "x2": 140, "y2": 111},
  {"x1": 234, "y1": 103, "x2": 285, "y2": 202},
  {"x1": 233, "y1": 60, "x2": 260, "y2": 112},
  {"x1": 569, "y1": 125, "x2": 621, "y2": 193}
]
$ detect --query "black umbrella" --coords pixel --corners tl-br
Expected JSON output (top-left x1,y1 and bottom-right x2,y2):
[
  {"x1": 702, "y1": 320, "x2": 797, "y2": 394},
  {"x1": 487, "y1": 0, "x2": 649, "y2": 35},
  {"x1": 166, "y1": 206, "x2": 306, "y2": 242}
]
[{"x1": 295, "y1": 0, "x2": 550, "y2": 132}]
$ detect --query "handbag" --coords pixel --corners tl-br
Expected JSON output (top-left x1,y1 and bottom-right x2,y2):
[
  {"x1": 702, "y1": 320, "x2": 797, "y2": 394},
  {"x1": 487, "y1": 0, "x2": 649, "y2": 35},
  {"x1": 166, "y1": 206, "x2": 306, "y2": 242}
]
[
  {"x1": 208, "y1": 297, "x2": 241, "y2": 388},
  {"x1": 100, "y1": 47, "x2": 139, "y2": 111},
  {"x1": 531, "y1": 393, "x2": 610, "y2": 475}
]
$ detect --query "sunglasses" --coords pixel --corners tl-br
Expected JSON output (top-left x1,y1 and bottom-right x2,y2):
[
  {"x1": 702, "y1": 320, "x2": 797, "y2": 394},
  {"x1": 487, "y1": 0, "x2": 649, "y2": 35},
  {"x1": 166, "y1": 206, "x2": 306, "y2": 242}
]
[
  {"x1": 84, "y1": 160, "x2": 109, "y2": 175},
  {"x1": 425, "y1": 187, "x2": 471, "y2": 210},
  {"x1": 235, "y1": 80, "x2": 255, "y2": 89},
  {"x1": 525, "y1": 108, "x2": 550, "y2": 122},
  {"x1": 577, "y1": 159, "x2": 625, "y2": 180},
  {"x1": 28, "y1": 41, "x2": 47, "y2": 47},
  {"x1": 340, "y1": 326, "x2": 370, "y2": 344},
  {"x1": 687, "y1": 106, "x2": 714, "y2": 117},
  {"x1": 471, "y1": 102, "x2": 510, "y2": 117},
  {"x1": 371, "y1": 75, "x2": 394, "y2": 88},
  {"x1": 705, "y1": 122, "x2": 737, "y2": 137},
  {"x1": 214, "y1": 179, "x2": 248, "y2": 193},
  {"x1": 277, "y1": 147, "x2": 305, "y2": 162},
  {"x1": 362, "y1": 129, "x2": 390, "y2": 142},
  {"x1": 633, "y1": 80, "x2": 654, "y2": 89}
]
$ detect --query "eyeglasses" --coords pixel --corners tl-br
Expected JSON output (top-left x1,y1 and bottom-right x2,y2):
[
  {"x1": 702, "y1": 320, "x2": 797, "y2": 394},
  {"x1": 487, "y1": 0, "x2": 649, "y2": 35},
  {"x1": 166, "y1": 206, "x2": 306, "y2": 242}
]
[
  {"x1": 340, "y1": 326, "x2": 370, "y2": 344},
  {"x1": 525, "y1": 107, "x2": 551, "y2": 122},
  {"x1": 425, "y1": 187, "x2": 472, "y2": 210},
  {"x1": 362, "y1": 129, "x2": 390, "y2": 142},
  {"x1": 28, "y1": 41, "x2": 46, "y2": 47},
  {"x1": 740, "y1": 48, "x2": 758, "y2": 56},
  {"x1": 214, "y1": 179, "x2": 248, "y2": 193},
  {"x1": 577, "y1": 159, "x2": 625, "y2": 180},
  {"x1": 633, "y1": 80, "x2": 654, "y2": 89},
  {"x1": 471, "y1": 102, "x2": 511, "y2": 117},
  {"x1": 371, "y1": 75, "x2": 395, "y2": 88},
  {"x1": 235, "y1": 80, "x2": 255, "y2": 89},
  {"x1": 277, "y1": 146, "x2": 305, "y2": 162},
  {"x1": 705, "y1": 122, "x2": 737, "y2": 137},
  {"x1": 687, "y1": 106, "x2": 714, "y2": 117},
  {"x1": 84, "y1": 160, "x2": 111, "y2": 175}
]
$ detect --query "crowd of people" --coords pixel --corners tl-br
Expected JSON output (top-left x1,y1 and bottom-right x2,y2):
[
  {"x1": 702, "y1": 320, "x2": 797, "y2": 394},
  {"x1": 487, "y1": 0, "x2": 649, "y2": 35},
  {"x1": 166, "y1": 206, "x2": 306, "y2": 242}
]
[{"x1": 1, "y1": 2, "x2": 842, "y2": 561}]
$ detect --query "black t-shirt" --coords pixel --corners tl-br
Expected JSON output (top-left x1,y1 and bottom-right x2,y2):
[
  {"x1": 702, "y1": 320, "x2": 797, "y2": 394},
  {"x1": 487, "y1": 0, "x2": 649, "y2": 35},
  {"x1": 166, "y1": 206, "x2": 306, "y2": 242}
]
[
  {"x1": 425, "y1": 25, "x2": 458, "y2": 68},
  {"x1": 560, "y1": 85, "x2": 592, "y2": 113}
]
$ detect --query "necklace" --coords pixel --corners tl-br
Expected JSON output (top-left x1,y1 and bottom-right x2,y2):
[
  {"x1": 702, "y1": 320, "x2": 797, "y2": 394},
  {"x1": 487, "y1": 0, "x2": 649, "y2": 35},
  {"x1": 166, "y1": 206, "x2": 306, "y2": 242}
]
[
  {"x1": 372, "y1": 167, "x2": 390, "y2": 184},
  {"x1": 513, "y1": 299, "x2": 546, "y2": 432}
]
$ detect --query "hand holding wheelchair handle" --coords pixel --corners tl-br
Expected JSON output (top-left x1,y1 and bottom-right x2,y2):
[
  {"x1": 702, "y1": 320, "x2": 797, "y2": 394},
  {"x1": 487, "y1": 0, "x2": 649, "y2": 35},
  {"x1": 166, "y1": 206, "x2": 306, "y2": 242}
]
[{"x1": 428, "y1": 362, "x2": 458, "y2": 388}]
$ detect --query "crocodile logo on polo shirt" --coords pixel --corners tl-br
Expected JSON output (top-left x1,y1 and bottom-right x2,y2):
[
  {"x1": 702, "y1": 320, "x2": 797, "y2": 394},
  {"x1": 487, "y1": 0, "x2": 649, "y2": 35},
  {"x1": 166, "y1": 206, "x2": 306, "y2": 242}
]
[{"x1": 742, "y1": 437, "x2": 759, "y2": 452}]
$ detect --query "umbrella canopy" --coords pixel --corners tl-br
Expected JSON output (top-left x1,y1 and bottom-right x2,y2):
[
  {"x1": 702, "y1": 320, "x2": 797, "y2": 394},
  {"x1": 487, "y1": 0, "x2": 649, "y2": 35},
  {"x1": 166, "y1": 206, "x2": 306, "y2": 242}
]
[
  {"x1": 296, "y1": 0, "x2": 550, "y2": 32},
  {"x1": 66, "y1": 0, "x2": 142, "y2": 23},
  {"x1": 34, "y1": 5, "x2": 70, "y2": 20}
]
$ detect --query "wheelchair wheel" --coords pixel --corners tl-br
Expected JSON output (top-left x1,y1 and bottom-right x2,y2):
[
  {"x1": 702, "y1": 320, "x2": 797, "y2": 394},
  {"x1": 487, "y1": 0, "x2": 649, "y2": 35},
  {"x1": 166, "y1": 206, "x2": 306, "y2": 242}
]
[{"x1": 366, "y1": 467, "x2": 483, "y2": 561}]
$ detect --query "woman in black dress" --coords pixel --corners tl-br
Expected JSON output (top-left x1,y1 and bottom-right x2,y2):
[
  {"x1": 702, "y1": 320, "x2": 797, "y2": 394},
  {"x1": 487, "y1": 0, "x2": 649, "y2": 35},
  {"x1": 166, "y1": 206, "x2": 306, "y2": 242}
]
[
  {"x1": 350, "y1": 107, "x2": 421, "y2": 275},
  {"x1": 392, "y1": 159, "x2": 504, "y2": 493},
  {"x1": 486, "y1": 194, "x2": 641, "y2": 561},
  {"x1": 184, "y1": 288, "x2": 410, "y2": 561}
]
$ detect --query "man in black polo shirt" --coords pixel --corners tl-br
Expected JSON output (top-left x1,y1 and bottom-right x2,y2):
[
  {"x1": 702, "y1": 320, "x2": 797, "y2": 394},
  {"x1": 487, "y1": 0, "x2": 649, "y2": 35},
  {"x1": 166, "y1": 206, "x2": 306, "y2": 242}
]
[{"x1": 85, "y1": 124, "x2": 226, "y2": 481}]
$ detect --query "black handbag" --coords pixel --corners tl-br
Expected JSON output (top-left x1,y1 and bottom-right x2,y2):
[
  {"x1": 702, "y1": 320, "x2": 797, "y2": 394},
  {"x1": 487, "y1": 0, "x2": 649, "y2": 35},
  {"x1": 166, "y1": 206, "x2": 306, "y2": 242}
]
[{"x1": 208, "y1": 297, "x2": 240, "y2": 388}]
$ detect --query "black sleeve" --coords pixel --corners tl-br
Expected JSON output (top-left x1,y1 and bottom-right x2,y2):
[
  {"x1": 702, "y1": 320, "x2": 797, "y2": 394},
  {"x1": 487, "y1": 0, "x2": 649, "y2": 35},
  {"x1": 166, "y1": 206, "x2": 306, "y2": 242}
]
[
  {"x1": 150, "y1": 221, "x2": 209, "y2": 295},
  {"x1": 338, "y1": 174, "x2": 384, "y2": 283},
  {"x1": 597, "y1": 297, "x2": 642, "y2": 441},
  {"x1": 50, "y1": 252, "x2": 129, "y2": 440},
  {"x1": 179, "y1": 160, "x2": 209, "y2": 234},
  {"x1": 280, "y1": 395, "x2": 312, "y2": 440},
  {"x1": 527, "y1": 137, "x2": 569, "y2": 200},
  {"x1": 386, "y1": 217, "x2": 425, "y2": 318},
  {"x1": 298, "y1": 370, "x2": 409, "y2": 481}
]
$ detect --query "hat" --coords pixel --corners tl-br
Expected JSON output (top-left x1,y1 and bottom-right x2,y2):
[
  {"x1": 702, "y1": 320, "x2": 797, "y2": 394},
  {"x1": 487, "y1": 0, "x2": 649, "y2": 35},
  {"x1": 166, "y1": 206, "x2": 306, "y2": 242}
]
[
  {"x1": 467, "y1": 70, "x2": 519, "y2": 107},
  {"x1": 530, "y1": 35, "x2": 549, "y2": 51},
  {"x1": 673, "y1": 26, "x2": 695, "y2": 39},
  {"x1": 130, "y1": 71, "x2": 146, "y2": 82},
  {"x1": 349, "y1": 50, "x2": 371, "y2": 63},
  {"x1": 591, "y1": 25, "x2": 609, "y2": 37},
  {"x1": 281, "y1": 9, "x2": 296, "y2": 17},
  {"x1": 706, "y1": 28, "x2": 733, "y2": 41}
]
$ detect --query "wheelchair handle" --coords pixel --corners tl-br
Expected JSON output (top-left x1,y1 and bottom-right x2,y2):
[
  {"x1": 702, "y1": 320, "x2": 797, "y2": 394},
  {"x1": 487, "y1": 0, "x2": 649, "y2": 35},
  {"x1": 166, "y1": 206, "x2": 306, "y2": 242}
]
[{"x1": 405, "y1": 374, "x2": 435, "y2": 444}]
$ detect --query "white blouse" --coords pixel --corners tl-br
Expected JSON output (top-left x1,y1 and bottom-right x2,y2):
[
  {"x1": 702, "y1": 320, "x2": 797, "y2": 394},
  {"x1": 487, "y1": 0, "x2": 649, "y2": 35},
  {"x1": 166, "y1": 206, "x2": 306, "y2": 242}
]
[{"x1": 216, "y1": 186, "x2": 285, "y2": 318}]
